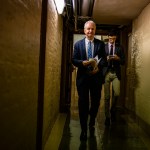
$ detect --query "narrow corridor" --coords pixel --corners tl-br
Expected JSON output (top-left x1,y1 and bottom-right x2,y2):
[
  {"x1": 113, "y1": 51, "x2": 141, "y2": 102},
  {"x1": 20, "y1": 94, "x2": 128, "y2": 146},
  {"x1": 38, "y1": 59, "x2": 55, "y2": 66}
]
[
  {"x1": 1, "y1": 1, "x2": 150, "y2": 150},
  {"x1": 58, "y1": 89, "x2": 150, "y2": 150}
]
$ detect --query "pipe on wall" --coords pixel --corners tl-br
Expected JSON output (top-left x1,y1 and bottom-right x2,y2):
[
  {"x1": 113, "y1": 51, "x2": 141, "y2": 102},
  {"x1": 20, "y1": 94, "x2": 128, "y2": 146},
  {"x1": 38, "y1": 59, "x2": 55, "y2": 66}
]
[{"x1": 72, "y1": 0, "x2": 78, "y2": 31}]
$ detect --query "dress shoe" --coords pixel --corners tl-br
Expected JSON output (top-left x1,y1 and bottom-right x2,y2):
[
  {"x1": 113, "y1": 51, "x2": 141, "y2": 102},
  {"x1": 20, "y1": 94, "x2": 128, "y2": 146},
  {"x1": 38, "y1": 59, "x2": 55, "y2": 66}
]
[
  {"x1": 89, "y1": 126, "x2": 95, "y2": 137},
  {"x1": 105, "y1": 117, "x2": 110, "y2": 126},
  {"x1": 80, "y1": 131, "x2": 87, "y2": 141}
]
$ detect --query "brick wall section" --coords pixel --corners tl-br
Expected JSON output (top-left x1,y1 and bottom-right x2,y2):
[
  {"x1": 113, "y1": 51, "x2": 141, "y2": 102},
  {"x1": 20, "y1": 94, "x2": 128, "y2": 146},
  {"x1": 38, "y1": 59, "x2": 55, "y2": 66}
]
[
  {"x1": 0, "y1": 0, "x2": 41, "y2": 150},
  {"x1": 42, "y1": 0, "x2": 63, "y2": 147}
]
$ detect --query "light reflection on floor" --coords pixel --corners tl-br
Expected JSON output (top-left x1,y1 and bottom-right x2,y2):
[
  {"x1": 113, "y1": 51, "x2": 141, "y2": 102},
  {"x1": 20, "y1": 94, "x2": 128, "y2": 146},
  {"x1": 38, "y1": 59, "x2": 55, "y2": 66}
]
[{"x1": 59, "y1": 88, "x2": 150, "y2": 150}]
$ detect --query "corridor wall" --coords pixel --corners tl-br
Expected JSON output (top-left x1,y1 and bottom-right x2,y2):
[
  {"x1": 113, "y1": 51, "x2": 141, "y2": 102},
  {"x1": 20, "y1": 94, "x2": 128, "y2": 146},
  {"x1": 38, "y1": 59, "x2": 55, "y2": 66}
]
[
  {"x1": 0, "y1": 0, "x2": 63, "y2": 149},
  {"x1": 42, "y1": 0, "x2": 63, "y2": 148},
  {"x1": 126, "y1": 2, "x2": 150, "y2": 135},
  {"x1": 0, "y1": 0, "x2": 41, "y2": 149}
]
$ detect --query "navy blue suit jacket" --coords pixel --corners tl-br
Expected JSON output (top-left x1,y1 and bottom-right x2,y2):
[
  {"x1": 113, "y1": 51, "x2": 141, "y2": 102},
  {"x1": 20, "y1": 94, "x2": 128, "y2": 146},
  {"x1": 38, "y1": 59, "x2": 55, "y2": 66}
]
[
  {"x1": 103, "y1": 43, "x2": 125, "y2": 80},
  {"x1": 72, "y1": 38, "x2": 106, "y2": 87}
]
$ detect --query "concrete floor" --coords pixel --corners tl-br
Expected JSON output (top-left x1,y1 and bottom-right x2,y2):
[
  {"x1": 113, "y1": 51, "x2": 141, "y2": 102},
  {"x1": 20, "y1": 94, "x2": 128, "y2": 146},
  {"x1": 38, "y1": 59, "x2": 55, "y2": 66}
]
[
  {"x1": 58, "y1": 99, "x2": 150, "y2": 150},
  {"x1": 45, "y1": 85, "x2": 150, "y2": 150}
]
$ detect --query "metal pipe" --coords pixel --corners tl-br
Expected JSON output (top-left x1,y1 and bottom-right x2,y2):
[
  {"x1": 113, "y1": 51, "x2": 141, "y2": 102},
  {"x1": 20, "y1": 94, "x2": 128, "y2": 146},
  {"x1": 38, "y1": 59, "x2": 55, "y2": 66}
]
[{"x1": 72, "y1": 0, "x2": 78, "y2": 31}]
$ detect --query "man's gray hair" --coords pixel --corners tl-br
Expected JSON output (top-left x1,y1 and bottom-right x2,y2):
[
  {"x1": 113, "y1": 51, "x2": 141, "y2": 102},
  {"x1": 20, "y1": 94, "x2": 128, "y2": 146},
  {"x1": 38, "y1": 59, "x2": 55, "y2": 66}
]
[{"x1": 84, "y1": 20, "x2": 96, "y2": 29}]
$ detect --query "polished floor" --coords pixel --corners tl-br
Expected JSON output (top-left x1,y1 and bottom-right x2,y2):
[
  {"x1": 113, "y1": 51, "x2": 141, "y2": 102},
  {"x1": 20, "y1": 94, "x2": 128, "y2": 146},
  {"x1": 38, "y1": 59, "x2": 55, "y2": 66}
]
[{"x1": 58, "y1": 97, "x2": 150, "y2": 150}]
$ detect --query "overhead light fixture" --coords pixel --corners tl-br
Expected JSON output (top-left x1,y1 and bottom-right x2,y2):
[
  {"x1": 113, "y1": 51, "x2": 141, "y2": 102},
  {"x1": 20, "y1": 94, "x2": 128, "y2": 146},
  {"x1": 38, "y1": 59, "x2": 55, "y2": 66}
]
[{"x1": 54, "y1": 0, "x2": 65, "y2": 14}]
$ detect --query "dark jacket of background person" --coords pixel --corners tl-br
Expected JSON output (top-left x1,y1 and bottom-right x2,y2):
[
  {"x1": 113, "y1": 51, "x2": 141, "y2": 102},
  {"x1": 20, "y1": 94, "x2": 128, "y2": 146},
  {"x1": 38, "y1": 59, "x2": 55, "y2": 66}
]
[{"x1": 103, "y1": 43, "x2": 125, "y2": 80}]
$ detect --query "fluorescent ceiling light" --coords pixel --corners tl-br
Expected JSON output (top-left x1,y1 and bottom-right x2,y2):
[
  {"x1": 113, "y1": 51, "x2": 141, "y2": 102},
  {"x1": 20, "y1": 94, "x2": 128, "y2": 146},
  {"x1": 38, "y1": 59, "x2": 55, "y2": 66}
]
[{"x1": 54, "y1": 0, "x2": 65, "y2": 14}]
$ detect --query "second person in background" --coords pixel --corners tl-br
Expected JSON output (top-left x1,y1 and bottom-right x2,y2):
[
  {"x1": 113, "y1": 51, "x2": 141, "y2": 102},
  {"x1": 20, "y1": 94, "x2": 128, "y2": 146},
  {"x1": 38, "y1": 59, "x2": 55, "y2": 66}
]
[{"x1": 103, "y1": 30, "x2": 125, "y2": 126}]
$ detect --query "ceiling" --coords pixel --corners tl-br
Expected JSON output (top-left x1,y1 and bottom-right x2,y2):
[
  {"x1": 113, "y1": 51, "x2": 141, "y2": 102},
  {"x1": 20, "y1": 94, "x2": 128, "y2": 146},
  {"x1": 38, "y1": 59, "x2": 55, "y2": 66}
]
[
  {"x1": 66, "y1": 0, "x2": 150, "y2": 31},
  {"x1": 92, "y1": 0, "x2": 150, "y2": 25}
]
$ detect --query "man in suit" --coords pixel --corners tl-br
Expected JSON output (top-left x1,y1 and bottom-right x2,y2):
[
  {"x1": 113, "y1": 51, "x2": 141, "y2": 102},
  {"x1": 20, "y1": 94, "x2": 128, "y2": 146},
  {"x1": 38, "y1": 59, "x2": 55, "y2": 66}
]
[
  {"x1": 103, "y1": 30, "x2": 125, "y2": 126},
  {"x1": 72, "y1": 20, "x2": 106, "y2": 141}
]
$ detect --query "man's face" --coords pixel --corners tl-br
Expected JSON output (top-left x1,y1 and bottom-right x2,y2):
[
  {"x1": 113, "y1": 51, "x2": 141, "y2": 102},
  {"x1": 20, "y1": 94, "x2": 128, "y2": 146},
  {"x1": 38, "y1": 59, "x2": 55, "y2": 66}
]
[
  {"x1": 84, "y1": 22, "x2": 96, "y2": 40},
  {"x1": 108, "y1": 36, "x2": 117, "y2": 44}
]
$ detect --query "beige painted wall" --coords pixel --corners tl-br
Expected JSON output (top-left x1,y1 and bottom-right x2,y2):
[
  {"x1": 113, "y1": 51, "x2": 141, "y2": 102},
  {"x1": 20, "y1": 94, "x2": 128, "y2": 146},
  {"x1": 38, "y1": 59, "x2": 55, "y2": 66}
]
[
  {"x1": 128, "y1": 3, "x2": 150, "y2": 126},
  {"x1": 0, "y1": 0, "x2": 63, "y2": 149},
  {"x1": 0, "y1": 0, "x2": 41, "y2": 149}
]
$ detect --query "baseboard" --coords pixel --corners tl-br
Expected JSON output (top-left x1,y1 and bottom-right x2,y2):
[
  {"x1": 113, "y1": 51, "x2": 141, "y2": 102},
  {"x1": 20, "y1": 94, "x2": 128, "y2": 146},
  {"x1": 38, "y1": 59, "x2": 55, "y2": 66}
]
[{"x1": 44, "y1": 113, "x2": 67, "y2": 150}]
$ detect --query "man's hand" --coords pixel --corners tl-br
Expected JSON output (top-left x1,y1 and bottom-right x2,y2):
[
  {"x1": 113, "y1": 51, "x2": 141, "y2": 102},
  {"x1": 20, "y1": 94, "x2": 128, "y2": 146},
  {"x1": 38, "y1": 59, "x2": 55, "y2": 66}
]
[
  {"x1": 113, "y1": 54, "x2": 120, "y2": 60},
  {"x1": 82, "y1": 60, "x2": 91, "y2": 66},
  {"x1": 107, "y1": 54, "x2": 120, "y2": 61},
  {"x1": 90, "y1": 67, "x2": 99, "y2": 75},
  {"x1": 83, "y1": 59, "x2": 99, "y2": 75}
]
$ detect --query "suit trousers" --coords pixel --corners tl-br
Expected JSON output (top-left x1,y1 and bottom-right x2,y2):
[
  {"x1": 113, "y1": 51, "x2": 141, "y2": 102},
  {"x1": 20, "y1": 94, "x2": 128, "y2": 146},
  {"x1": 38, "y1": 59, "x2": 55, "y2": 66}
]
[
  {"x1": 104, "y1": 71, "x2": 120, "y2": 118},
  {"x1": 77, "y1": 75, "x2": 102, "y2": 131}
]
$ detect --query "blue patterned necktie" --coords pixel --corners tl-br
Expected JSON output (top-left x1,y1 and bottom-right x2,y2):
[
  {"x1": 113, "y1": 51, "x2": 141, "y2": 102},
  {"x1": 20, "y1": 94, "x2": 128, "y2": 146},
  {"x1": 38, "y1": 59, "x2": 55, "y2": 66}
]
[{"x1": 88, "y1": 41, "x2": 92, "y2": 59}]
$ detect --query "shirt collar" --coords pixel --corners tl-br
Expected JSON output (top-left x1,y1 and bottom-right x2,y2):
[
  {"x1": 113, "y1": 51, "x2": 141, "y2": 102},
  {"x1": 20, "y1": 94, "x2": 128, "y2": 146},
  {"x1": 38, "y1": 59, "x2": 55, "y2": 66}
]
[
  {"x1": 85, "y1": 38, "x2": 94, "y2": 43},
  {"x1": 109, "y1": 42, "x2": 115, "y2": 47}
]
